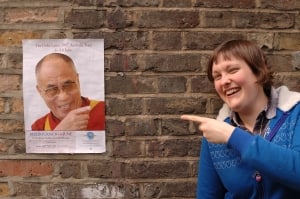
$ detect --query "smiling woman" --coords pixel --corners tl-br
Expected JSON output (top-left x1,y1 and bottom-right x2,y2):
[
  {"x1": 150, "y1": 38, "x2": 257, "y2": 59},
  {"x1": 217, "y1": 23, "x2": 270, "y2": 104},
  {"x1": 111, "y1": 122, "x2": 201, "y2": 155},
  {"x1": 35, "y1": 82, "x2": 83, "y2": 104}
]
[
  {"x1": 212, "y1": 56, "x2": 267, "y2": 118},
  {"x1": 181, "y1": 39, "x2": 300, "y2": 199}
]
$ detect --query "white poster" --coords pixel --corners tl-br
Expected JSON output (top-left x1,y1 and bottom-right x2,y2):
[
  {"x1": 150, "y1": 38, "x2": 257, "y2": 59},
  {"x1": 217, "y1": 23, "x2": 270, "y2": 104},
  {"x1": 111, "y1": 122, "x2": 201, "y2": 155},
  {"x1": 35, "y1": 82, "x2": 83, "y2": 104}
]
[{"x1": 23, "y1": 39, "x2": 106, "y2": 153}]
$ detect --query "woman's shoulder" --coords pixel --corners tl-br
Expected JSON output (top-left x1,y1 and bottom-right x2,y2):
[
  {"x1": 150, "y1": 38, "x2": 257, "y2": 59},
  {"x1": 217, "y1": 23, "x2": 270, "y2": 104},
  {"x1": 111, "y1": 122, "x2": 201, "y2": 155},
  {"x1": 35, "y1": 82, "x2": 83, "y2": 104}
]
[{"x1": 276, "y1": 86, "x2": 300, "y2": 112}]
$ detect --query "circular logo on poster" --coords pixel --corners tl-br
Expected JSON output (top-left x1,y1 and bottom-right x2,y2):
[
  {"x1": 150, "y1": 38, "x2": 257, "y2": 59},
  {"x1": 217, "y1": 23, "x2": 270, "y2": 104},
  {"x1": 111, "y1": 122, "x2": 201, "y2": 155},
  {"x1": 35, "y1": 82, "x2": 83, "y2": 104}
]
[{"x1": 86, "y1": 132, "x2": 94, "y2": 140}]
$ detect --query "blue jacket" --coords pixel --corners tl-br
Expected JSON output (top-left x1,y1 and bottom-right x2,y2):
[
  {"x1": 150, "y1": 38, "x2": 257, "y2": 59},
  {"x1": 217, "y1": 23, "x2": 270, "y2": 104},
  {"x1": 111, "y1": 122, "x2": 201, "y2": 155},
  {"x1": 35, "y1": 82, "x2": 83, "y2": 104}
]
[{"x1": 197, "y1": 86, "x2": 300, "y2": 199}]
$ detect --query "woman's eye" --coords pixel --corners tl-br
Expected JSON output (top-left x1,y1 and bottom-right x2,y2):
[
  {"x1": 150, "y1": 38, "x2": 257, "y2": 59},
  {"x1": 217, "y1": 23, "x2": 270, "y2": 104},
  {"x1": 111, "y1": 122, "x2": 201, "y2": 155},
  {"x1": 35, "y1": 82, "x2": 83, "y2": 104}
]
[
  {"x1": 229, "y1": 68, "x2": 239, "y2": 73},
  {"x1": 213, "y1": 75, "x2": 221, "y2": 80}
]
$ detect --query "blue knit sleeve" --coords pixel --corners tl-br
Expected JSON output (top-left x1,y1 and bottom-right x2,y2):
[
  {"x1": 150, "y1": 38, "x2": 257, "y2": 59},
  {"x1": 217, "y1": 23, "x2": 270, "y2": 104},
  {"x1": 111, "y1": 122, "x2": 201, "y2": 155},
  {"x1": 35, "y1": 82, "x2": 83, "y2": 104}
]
[
  {"x1": 197, "y1": 138, "x2": 225, "y2": 199},
  {"x1": 227, "y1": 106, "x2": 300, "y2": 191}
]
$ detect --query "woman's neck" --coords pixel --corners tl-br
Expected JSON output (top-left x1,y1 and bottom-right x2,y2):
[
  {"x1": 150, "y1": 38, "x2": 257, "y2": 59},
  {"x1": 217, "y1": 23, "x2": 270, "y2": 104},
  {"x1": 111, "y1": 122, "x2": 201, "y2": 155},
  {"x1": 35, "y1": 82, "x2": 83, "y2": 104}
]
[{"x1": 238, "y1": 94, "x2": 269, "y2": 131}]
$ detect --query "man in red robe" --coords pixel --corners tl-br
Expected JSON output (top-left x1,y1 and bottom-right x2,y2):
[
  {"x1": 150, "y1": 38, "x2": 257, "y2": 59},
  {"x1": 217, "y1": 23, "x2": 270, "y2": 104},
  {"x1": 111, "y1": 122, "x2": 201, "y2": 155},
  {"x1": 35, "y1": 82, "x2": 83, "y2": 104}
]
[{"x1": 31, "y1": 53, "x2": 105, "y2": 131}]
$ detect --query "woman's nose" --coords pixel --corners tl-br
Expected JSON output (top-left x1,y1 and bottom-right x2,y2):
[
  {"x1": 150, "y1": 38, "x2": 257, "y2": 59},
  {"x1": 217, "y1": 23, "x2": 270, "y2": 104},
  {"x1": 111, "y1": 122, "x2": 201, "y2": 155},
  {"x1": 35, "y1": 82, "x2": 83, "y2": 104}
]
[{"x1": 220, "y1": 75, "x2": 231, "y2": 85}]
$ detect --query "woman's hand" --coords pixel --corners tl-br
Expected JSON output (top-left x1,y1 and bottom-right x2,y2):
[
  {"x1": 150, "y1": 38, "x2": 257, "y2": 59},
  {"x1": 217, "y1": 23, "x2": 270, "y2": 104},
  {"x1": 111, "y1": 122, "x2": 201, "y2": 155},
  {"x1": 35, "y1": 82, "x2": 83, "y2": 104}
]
[{"x1": 181, "y1": 115, "x2": 235, "y2": 144}]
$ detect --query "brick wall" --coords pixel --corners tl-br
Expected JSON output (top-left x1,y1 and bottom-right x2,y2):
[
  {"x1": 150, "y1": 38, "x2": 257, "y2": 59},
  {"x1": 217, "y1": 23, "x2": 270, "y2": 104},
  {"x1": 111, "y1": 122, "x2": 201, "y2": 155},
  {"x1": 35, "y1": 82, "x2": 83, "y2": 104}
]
[{"x1": 0, "y1": 0, "x2": 299, "y2": 198}]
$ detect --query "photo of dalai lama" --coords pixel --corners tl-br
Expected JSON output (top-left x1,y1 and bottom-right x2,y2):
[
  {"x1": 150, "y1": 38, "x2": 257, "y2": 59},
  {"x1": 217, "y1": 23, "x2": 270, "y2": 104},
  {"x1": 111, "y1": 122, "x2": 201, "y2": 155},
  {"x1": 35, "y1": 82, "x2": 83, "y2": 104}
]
[{"x1": 31, "y1": 53, "x2": 105, "y2": 131}]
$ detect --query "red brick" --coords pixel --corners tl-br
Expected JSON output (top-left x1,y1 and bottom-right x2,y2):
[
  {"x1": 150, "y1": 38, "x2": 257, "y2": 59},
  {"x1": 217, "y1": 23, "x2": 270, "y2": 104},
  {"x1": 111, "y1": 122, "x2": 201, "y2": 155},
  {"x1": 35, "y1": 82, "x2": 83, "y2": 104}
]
[{"x1": 0, "y1": 160, "x2": 53, "y2": 177}]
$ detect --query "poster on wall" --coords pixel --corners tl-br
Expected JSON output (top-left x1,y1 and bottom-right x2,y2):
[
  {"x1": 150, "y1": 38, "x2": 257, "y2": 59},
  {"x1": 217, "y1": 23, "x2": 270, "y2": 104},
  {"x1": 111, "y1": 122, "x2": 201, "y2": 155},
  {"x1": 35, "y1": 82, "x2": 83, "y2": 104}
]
[{"x1": 22, "y1": 39, "x2": 106, "y2": 153}]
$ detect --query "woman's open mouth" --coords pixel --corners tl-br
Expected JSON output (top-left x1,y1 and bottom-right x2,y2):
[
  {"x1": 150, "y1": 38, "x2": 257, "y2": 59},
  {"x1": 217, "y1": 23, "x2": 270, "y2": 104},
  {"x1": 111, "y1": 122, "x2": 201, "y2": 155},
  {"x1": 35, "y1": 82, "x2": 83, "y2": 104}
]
[{"x1": 225, "y1": 88, "x2": 240, "y2": 96}]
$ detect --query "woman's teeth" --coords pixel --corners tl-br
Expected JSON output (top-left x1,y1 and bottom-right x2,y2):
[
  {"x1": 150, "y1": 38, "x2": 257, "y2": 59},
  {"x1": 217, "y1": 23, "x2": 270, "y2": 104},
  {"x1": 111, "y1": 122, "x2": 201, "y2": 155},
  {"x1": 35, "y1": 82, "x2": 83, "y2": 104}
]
[{"x1": 226, "y1": 88, "x2": 239, "y2": 96}]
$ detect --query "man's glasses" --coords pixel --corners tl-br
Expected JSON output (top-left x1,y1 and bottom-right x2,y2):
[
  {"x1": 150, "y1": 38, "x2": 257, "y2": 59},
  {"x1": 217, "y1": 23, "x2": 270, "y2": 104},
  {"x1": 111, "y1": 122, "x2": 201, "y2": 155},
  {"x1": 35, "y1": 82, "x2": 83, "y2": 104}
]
[{"x1": 41, "y1": 81, "x2": 78, "y2": 98}]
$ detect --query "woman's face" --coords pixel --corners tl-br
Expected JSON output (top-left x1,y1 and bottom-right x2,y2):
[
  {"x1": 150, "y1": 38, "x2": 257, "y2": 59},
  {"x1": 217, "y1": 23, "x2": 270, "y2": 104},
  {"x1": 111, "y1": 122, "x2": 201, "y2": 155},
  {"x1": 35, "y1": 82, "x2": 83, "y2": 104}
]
[{"x1": 212, "y1": 55, "x2": 266, "y2": 114}]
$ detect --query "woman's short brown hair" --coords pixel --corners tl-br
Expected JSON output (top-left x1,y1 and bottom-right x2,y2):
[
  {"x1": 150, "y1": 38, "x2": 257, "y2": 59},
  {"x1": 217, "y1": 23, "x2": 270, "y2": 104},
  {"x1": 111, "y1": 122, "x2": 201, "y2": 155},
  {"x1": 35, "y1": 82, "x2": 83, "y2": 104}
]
[{"x1": 207, "y1": 39, "x2": 274, "y2": 96}]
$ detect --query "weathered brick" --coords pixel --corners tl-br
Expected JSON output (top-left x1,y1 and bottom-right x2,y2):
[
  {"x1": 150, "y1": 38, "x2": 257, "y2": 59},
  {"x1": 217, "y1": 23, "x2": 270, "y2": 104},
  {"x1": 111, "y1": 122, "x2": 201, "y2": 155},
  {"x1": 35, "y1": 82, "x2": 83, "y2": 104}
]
[
  {"x1": 0, "y1": 75, "x2": 20, "y2": 92},
  {"x1": 296, "y1": 12, "x2": 300, "y2": 29},
  {"x1": 65, "y1": 9, "x2": 106, "y2": 28},
  {"x1": 45, "y1": 183, "x2": 73, "y2": 198},
  {"x1": 4, "y1": 8, "x2": 59, "y2": 23},
  {"x1": 136, "y1": 10, "x2": 199, "y2": 28},
  {"x1": 59, "y1": 161, "x2": 81, "y2": 179},
  {"x1": 195, "y1": 0, "x2": 255, "y2": 8},
  {"x1": 46, "y1": 183, "x2": 125, "y2": 199},
  {"x1": 7, "y1": 53, "x2": 22, "y2": 69},
  {"x1": 162, "y1": 0, "x2": 192, "y2": 7},
  {"x1": 43, "y1": 30, "x2": 68, "y2": 39},
  {"x1": 106, "y1": 97, "x2": 143, "y2": 116},
  {"x1": 80, "y1": 183, "x2": 125, "y2": 198},
  {"x1": 247, "y1": 32, "x2": 274, "y2": 49},
  {"x1": 0, "y1": 120, "x2": 23, "y2": 133},
  {"x1": 13, "y1": 182, "x2": 42, "y2": 197},
  {"x1": 202, "y1": 11, "x2": 233, "y2": 28},
  {"x1": 0, "y1": 9, "x2": 4, "y2": 24},
  {"x1": 104, "y1": 0, "x2": 159, "y2": 7},
  {"x1": 184, "y1": 32, "x2": 245, "y2": 50},
  {"x1": 276, "y1": 33, "x2": 300, "y2": 50},
  {"x1": 0, "y1": 138, "x2": 14, "y2": 153},
  {"x1": 146, "y1": 138, "x2": 201, "y2": 157},
  {"x1": 260, "y1": 0, "x2": 300, "y2": 10},
  {"x1": 87, "y1": 160, "x2": 124, "y2": 178},
  {"x1": 266, "y1": 54, "x2": 294, "y2": 72},
  {"x1": 0, "y1": 31, "x2": 41, "y2": 46},
  {"x1": 74, "y1": 31, "x2": 149, "y2": 50},
  {"x1": 0, "y1": 160, "x2": 53, "y2": 177},
  {"x1": 207, "y1": 97, "x2": 224, "y2": 114},
  {"x1": 191, "y1": 158, "x2": 200, "y2": 176},
  {"x1": 190, "y1": 75, "x2": 214, "y2": 93},
  {"x1": 152, "y1": 31, "x2": 182, "y2": 50},
  {"x1": 233, "y1": 12, "x2": 294, "y2": 29},
  {"x1": 123, "y1": 183, "x2": 140, "y2": 198},
  {"x1": 141, "y1": 181, "x2": 196, "y2": 198},
  {"x1": 158, "y1": 76, "x2": 186, "y2": 93},
  {"x1": 125, "y1": 161, "x2": 190, "y2": 178},
  {"x1": 0, "y1": 183, "x2": 9, "y2": 197},
  {"x1": 291, "y1": 51, "x2": 300, "y2": 71},
  {"x1": 105, "y1": 119, "x2": 125, "y2": 137},
  {"x1": 145, "y1": 97, "x2": 207, "y2": 115},
  {"x1": 0, "y1": 99, "x2": 4, "y2": 112},
  {"x1": 9, "y1": 98, "x2": 23, "y2": 113},
  {"x1": 274, "y1": 74, "x2": 300, "y2": 92},
  {"x1": 142, "y1": 53, "x2": 202, "y2": 72},
  {"x1": 73, "y1": 0, "x2": 103, "y2": 6},
  {"x1": 112, "y1": 140, "x2": 144, "y2": 158},
  {"x1": 162, "y1": 181, "x2": 197, "y2": 197},
  {"x1": 161, "y1": 118, "x2": 200, "y2": 136},
  {"x1": 107, "y1": 9, "x2": 133, "y2": 29},
  {"x1": 13, "y1": 141, "x2": 26, "y2": 154},
  {"x1": 0, "y1": 54, "x2": 5, "y2": 69},
  {"x1": 125, "y1": 118, "x2": 160, "y2": 136},
  {"x1": 109, "y1": 53, "x2": 139, "y2": 72},
  {"x1": 105, "y1": 75, "x2": 157, "y2": 94}
]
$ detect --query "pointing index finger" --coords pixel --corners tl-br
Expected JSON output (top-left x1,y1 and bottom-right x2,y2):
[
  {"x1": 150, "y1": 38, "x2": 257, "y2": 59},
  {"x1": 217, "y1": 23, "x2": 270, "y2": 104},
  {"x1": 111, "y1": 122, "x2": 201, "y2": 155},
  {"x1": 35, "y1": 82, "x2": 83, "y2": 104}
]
[{"x1": 180, "y1": 115, "x2": 205, "y2": 123}]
